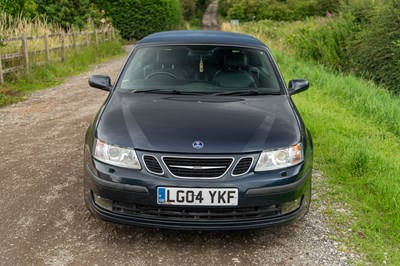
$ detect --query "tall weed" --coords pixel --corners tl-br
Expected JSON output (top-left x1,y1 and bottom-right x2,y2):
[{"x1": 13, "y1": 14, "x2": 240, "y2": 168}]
[{"x1": 287, "y1": 14, "x2": 355, "y2": 71}]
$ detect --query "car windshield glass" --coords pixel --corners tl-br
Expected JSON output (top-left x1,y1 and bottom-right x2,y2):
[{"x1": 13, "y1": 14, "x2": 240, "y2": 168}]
[{"x1": 117, "y1": 45, "x2": 282, "y2": 95}]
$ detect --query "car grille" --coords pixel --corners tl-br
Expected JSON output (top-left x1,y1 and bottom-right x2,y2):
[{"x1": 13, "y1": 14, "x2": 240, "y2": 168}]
[
  {"x1": 112, "y1": 202, "x2": 282, "y2": 221},
  {"x1": 162, "y1": 157, "x2": 233, "y2": 178},
  {"x1": 232, "y1": 157, "x2": 253, "y2": 176},
  {"x1": 143, "y1": 155, "x2": 163, "y2": 174}
]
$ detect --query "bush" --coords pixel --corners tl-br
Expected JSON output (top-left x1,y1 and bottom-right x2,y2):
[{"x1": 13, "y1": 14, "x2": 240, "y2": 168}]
[
  {"x1": 98, "y1": 0, "x2": 183, "y2": 40},
  {"x1": 36, "y1": 0, "x2": 100, "y2": 30},
  {"x1": 227, "y1": 3, "x2": 246, "y2": 21},
  {"x1": 219, "y1": 0, "x2": 322, "y2": 22},
  {"x1": 315, "y1": 0, "x2": 340, "y2": 15},
  {"x1": 288, "y1": 14, "x2": 356, "y2": 71},
  {"x1": 0, "y1": 0, "x2": 37, "y2": 18},
  {"x1": 180, "y1": 0, "x2": 209, "y2": 28},
  {"x1": 349, "y1": 1, "x2": 400, "y2": 94},
  {"x1": 339, "y1": 0, "x2": 375, "y2": 24}
]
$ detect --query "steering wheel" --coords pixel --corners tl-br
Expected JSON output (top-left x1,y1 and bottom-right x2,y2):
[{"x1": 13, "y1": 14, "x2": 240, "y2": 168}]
[{"x1": 145, "y1": 72, "x2": 177, "y2": 79}]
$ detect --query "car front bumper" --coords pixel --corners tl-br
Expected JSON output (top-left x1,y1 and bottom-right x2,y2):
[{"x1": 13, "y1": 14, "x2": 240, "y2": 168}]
[{"x1": 83, "y1": 154, "x2": 312, "y2": 230}]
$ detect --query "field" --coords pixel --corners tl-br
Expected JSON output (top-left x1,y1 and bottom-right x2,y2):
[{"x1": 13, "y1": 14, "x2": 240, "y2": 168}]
[{"x1": 223, "y1": 22, "x2": 400, "y2": 264}]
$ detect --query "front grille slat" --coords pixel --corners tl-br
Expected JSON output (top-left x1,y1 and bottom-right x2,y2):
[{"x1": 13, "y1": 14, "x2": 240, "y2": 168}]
[
  {"x1": 113, "y1": 202, "x2": 282, "y2": 220},
  {"x1": 143, "y1": 155, "x2": 163, "y2": 174},
  {"x1": 232, "y1": 157, "x2": 253, "y2": 176},
  {"x1": 163, "y1": 157, "x2": 233, "y2": 178}
]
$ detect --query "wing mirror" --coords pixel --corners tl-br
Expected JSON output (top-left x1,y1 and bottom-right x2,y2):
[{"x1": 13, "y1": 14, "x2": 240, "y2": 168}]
[
  {"x1": 288, "y1": 79, "x2": 309, "y2": 95},
  {"x1": 88, "y1": 75, "x2": 112, "y2": 91}
]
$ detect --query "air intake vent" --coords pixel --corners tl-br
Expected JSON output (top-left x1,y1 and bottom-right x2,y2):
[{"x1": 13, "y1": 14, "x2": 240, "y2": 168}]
[
  {"x1": 163, "y1": 157, "x2": 233, "y2": 178},
  {"x1": 232, "y1": 157, "x2": 253, "y2": 176},
  {"x1": 143, "y1": 155, "x2": 163, "y2": 174}
]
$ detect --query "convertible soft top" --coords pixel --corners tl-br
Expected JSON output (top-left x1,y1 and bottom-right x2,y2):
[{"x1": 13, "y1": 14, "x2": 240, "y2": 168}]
[{"x1": 137, "y1": 30, "x2": 266, "y2": 47}]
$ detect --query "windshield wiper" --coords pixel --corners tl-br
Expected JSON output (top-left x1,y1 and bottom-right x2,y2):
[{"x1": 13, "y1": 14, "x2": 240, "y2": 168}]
[
  {"x1": 132, "y1": 89, "x2": 182, "y2": 94},
  {"x1": 213, "y1": 90, "x2": 280, "y2": 96},
  {"x1": 132, "y1": 89, "x2": 212, "y2": 95}
]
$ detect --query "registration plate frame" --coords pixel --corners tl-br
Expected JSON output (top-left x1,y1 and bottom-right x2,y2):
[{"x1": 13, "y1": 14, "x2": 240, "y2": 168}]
[{"x1": 157, "y1": 187, "x2": 239, "y2": 206}]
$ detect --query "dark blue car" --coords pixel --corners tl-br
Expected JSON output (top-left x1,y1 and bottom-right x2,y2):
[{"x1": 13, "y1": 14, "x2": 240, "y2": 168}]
[{"x1": 84, "y1": 30, "x2": 313, "y2": 230}]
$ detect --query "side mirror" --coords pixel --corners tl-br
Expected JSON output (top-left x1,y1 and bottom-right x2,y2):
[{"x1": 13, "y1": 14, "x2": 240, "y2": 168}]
[
  {"x1": 288, "y1": 79, "x2": 309, "y2": 95},
  {"x1": 88, "y1": 75, "x2": 112, "y2": 91}
]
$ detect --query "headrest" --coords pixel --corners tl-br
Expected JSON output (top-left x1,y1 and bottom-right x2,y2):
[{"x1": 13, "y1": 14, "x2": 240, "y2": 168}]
[
  {"x1": 157, "y1": 49, "x2": 187, "y2": 65},
  {"x1": 224, "y1": 52, "x2": 247, "y2": 68}
]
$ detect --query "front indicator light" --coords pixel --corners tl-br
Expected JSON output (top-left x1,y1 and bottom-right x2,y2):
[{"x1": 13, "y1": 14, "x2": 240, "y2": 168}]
[
  {"x1": 94, "y1": 139, "x2": 141, "y2": 169},
  {"x1": 255, "y1": 143, "x2": 304, "y2": 171},
  {"x1": 282, "y1": 196, "x2": 302, "y2": 214},
  {"x1": 93, "y1": 192, "x2": 113, "y2": 211}
]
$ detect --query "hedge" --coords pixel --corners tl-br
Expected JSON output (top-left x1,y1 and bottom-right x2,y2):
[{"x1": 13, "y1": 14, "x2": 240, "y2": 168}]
[{"x1": 98, "y1": 0, "x2": 183, "y2": 40}]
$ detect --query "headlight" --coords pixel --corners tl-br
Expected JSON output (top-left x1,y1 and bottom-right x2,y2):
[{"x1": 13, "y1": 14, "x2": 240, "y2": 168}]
[
  {"x1": 255, "y1": 143, "x2": 303, "y2": 171},
  {"x1": 93, "y1": 139, "x2": 141, "y2": 169}
]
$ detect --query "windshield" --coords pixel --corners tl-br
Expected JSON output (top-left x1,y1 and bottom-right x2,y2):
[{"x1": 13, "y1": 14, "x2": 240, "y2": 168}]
[{"x1": 117, "y1": 45, "x2": 282, "y2": 95}]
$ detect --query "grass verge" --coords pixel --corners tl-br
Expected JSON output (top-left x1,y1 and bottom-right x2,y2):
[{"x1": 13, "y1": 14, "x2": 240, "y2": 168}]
[
  {"x1": 228, "y1": 25, "x2": 400, "y2": 264},
  {"x1": 0, "y1": 40, "x2": 125, "y2": 106}
]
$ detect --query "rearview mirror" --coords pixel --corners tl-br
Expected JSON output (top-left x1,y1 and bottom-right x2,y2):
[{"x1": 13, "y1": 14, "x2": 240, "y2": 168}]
[
  {"x1": 288, "y1": 79, "x2": 309, "y2": 95},
  {"x1": 88, "y1": 75, "x2": 112, "y2": 91}
]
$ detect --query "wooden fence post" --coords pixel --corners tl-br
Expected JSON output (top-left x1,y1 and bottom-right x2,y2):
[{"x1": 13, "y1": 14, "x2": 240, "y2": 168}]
[
  {"x1": 72, "y1": 32, "x2": 77, "y2": 51},
  {"x1": 112, "y1": 27, "x2": 115, "y2": 40},
  {"x1": 0, "y1": 56, "x2": 4, "y2": 84},
  {"x1": 22, "y1": 34, "x2": 29, "y2": 73},
  {"x1": 85, "y1": 30, "x2": 89, "y2": 47},
  {"x1": 44, "y1": 33, "x2": 50, "y2": 64},
  {"x1": 61, "y1": 32, "x2": 66, "y2": 62},
  {"x1": 94, "y1": 30, "x2": 98, "y2": 47}
]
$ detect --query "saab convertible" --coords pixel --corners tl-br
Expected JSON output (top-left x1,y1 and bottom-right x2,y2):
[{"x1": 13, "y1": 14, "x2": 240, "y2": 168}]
[{"x1": 83, "y1": 30, "x2": 313, "y2": 230}]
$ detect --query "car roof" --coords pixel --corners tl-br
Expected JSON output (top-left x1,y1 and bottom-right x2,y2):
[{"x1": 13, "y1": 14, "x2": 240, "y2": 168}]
[{"x1": 137, "y1": 30, "x2": 266, "y2": 48}]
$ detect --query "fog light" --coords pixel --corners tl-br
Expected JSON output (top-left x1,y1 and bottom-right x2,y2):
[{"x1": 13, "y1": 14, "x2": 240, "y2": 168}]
[
  {"x1": 282, "y1": 196, "x2": 302, "y2": 214},
  {"x1": 93, "y1": 192, "x2": 113, "y2": 211}
]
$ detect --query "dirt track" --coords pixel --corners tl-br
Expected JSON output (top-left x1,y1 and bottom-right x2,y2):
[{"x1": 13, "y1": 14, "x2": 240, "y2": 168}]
[
  {"x1": 201, "y1": 1, "x2": 219, "y2": 30},
  {"x1": 0, "y1": 49, "x2": 362, "y2": 265}
]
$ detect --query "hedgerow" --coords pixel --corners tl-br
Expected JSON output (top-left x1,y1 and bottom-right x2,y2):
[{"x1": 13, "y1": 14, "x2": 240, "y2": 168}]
[
  {"x1": 348, "y1": 1, "x2": 400, "y2": 94},
  {"x1": 98, "y1": 0, "x2": 183, "y2": 40},
  {"x1": 288, "y1": 14, "x2": 356, "y2": 71}
]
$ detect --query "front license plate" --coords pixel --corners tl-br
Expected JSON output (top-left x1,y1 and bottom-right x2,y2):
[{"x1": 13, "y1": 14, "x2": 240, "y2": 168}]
[{"x1": 157, "y1": 187, "x2": 238, "y2": 206}]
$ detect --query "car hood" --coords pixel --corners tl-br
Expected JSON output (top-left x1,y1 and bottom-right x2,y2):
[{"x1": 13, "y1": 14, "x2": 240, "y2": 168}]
[{"x1": 96, "y1": 93, "x2": 301, "y2": 154}]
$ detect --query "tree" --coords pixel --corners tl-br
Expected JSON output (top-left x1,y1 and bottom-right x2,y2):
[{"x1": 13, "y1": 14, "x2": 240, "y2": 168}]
[
  {"x1": 316, "y1": 0, "x2": 340, "y2": 15},
  {"x1": 35, "y1": 0, "x2": 100, "y2": 29},
  {"x1": 0, "y1": 0, "x2": 37, "y2": 18},
  {"x1": 180, "y1": 0, "x2": 196, "y2": 20}
]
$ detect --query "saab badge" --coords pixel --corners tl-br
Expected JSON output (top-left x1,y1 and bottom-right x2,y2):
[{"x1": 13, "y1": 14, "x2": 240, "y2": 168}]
[{"x1": 192, "y1": 140, "x2": 204, "y2": 149}]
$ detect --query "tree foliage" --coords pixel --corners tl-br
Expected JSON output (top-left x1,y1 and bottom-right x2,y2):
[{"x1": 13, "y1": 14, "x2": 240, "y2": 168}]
[
  {"x1": 0, "y1": 0, "x2": 37, "y2": 18},
  {"x1": 179, "y1": 0, "x2": 209, "y2": 27},
  {"x1": 349, "y1": 1, "x2": 400, "y2": 93},
  {"x1": 219, "y1": 0, "x2": 322, "y2": 22},
  {"x1": 180, "y1": 0, "x2": 196, "y2": 20},
  {"x1": 96, "y1": 0, "x2": 183, "y2": 40},
  {"x1": 35, "y1": 0, "x2": 101, "y2": 30}
]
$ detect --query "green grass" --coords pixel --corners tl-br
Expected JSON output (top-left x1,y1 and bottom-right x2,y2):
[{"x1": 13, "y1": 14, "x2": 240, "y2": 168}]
[
  {"x1": 278, "y1": 45, "x2": 400, "y2": 265},
  {"x1": 231, "y1": 26, "x2": 400, "y2": 264},
  {"x1": 0, "y1": 40, "x2": 125, "y2": 106}
]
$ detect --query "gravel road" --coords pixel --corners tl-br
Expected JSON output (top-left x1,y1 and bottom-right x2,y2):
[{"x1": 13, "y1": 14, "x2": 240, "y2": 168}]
[
  {"x1": 201, "y1": 1, "x2": 219, "y2": 30},
  {"x1": 0, "y1": 47, "x2": 362, "y2": 265}
]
